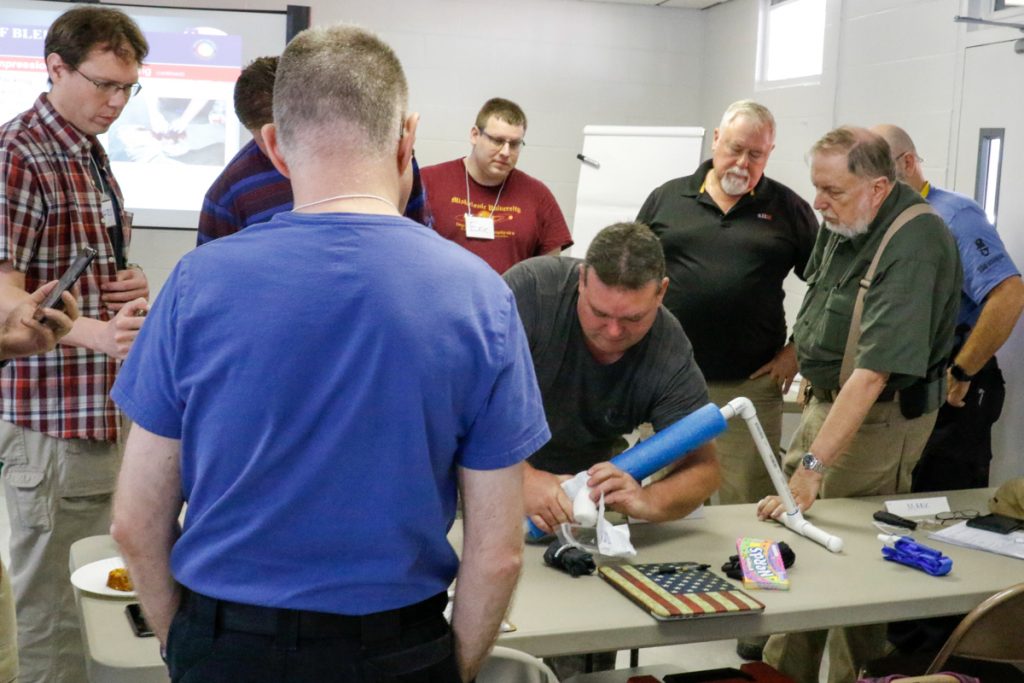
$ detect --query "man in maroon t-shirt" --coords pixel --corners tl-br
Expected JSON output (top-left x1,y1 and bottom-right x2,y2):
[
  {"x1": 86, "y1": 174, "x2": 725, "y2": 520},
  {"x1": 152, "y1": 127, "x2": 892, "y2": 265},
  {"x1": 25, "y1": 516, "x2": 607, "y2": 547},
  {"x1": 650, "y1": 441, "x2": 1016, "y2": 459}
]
[{"x1": 421, "y1": 97, "x2": 572, "y2": 273}]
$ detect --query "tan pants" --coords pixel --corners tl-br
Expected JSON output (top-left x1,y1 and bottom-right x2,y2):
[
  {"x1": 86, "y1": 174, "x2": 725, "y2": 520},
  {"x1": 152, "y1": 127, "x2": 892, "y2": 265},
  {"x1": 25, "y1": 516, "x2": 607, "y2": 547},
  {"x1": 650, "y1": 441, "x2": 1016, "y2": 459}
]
[
  {"x1": 707, "y1": 374, "x2": 784, "y2": 505},
  {"x1": 763, "y1": 397, "x2": 937, "y2": 683},
  {"x1": 0, "y1": 561, "x2": 16, "y2": 683},
  {"x1": 0, "y1": 421, "x2": 122, "y2": 683}
]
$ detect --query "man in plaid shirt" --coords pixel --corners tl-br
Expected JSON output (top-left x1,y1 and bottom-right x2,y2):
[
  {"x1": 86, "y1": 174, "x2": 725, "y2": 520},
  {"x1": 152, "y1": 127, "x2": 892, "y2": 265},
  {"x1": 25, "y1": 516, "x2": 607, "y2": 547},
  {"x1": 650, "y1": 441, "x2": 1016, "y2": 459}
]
[{"x1": 0, "y1": 7, "x2": 150, "y2": 682}]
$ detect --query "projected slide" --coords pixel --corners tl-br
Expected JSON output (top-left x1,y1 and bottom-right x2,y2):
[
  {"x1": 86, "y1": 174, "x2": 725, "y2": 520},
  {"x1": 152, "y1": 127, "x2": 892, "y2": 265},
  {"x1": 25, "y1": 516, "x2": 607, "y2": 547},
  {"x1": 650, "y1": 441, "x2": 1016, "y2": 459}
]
[
  {"x1": 1, "y1": 2, "x2": 289, "y2": 229},
  {"x1": 107, "y1": 31, "x2": 241, "y2": 222}
]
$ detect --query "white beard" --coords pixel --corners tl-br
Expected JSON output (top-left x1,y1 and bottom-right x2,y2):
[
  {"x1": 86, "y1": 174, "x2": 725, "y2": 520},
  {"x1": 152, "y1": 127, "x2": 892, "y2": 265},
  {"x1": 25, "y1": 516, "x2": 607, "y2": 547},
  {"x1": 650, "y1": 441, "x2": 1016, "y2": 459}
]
[
  {"x1": 824, "y1": 217, "x2": 870, "y2": 239},
  {"x1": 719, "y1": 168, "x2": 750, "y2": 196},
  {"x1": 822, "y1": 191, "x2": 874, "y2": 238}
]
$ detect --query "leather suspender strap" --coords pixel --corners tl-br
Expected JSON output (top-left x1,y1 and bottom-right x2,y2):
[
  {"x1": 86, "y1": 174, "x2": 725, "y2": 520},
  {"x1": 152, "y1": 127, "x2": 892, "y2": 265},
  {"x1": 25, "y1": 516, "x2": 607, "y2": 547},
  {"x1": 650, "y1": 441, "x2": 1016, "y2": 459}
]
[{"x1": 839, "y1": 203, "x2": 937, "y2": 386}]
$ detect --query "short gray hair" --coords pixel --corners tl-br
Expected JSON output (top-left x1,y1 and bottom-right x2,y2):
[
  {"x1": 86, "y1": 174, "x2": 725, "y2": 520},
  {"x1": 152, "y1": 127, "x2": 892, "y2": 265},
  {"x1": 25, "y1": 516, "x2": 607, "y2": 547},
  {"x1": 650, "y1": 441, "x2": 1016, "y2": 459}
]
[
  {"x1": 719, "y1": 100, "x2": 775, "y2": 137},
  {"x1": 584, "y1": 222, "x2": 665, "y2": 290},
  {"x1": 273, "y1": 24, "x2": 407, "y2": 162},
  {"x1": 810, "y1": 126, "x2": 894, "y2": 182}
]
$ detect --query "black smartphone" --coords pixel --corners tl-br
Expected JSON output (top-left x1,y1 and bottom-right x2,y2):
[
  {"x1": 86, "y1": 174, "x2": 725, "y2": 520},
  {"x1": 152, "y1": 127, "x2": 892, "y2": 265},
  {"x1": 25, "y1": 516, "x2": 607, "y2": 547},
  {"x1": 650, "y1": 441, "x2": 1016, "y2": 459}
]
[
  {"x1": 125, "y1": 602, "x2": 154, "y2": 638},
  {"x1": 965, "y1": 512, "x2": 1023, "y2": 535},
  {"x1": 34, "y1": 247, "x2": 98, "y2": 323}
]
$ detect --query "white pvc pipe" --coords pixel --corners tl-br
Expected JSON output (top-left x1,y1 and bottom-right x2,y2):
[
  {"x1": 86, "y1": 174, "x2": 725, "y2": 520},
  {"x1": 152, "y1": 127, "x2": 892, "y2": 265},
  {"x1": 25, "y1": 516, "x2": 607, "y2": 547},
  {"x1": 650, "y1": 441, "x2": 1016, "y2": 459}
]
[{"x1": 720, "y1": 398, "x2": 844, "y2": 553}]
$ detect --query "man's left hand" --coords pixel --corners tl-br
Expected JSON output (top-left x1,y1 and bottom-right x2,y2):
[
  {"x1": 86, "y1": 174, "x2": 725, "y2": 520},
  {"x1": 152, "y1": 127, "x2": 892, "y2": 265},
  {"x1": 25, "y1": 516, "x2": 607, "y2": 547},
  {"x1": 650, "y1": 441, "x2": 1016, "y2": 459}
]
[
  {"x1": 756, "y1": 466, "x2": 821, "y2": 520},
  {"x1": 749, "y1": 343, "x2": 798, "y2": 394},
  {"x1": 0, "y1": 281, "x2": 79, "y2": 358},
  {"x1": 945, "y1": 368, "x2": 970, "y2": 408},
  {"x1": 586, "y1": 462, "x2": 649, "y2": 519},
  {"x1": 101, "y1": 267, "x2": 149, "y2": 312}
]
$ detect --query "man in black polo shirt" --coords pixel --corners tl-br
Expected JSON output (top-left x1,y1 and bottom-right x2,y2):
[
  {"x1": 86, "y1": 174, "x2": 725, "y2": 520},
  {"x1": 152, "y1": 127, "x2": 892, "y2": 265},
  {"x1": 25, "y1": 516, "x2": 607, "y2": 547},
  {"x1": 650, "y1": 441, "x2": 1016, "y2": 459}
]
[{"x1": 637, "y1": 100, "x2": 817, "y2": 660}]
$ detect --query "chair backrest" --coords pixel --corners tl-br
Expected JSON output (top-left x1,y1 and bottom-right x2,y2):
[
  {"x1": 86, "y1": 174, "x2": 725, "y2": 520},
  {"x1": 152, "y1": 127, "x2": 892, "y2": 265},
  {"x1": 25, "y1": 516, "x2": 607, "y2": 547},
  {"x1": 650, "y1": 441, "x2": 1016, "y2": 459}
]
[
  {"x1": 926, "y1": 581, "x2": 1024, "y2": 674},
  {"x1": 477, "y1": 646, "x2": 559, "y2": 683}
]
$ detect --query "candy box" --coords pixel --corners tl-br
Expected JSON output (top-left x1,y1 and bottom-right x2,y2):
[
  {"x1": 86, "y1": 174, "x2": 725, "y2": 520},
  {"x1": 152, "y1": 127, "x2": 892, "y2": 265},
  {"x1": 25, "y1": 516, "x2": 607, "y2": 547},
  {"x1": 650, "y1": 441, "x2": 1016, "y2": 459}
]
[{"x1": 736, "y1": 537, "x2": 790, "y2": 590}]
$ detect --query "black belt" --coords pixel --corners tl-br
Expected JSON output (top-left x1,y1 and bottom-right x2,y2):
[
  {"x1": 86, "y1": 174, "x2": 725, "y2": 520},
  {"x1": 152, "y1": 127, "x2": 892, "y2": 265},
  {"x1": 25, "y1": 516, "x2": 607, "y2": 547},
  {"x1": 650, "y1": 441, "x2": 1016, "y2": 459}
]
[
  {"x1": 810, "y1": 386, "x2": 897, "y2": 403},
  {"x1": 188, "y1": 590, "x2": 448, "y2": 640}
]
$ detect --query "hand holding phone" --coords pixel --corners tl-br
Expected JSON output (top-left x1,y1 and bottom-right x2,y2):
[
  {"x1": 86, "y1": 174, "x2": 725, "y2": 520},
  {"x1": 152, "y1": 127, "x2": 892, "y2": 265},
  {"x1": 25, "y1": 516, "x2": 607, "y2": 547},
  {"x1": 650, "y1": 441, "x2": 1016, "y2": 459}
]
[{"x1": 34, "y1": 247, "x2": 97, "y2": 326}]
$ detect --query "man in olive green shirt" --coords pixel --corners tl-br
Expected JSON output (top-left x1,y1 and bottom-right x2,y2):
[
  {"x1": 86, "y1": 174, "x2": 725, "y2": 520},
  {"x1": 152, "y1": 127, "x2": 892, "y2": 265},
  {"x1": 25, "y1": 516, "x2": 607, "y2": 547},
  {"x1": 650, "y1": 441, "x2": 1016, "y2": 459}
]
[{"x1": 757, "y1": 127, "x2": 961, "y2": 683}]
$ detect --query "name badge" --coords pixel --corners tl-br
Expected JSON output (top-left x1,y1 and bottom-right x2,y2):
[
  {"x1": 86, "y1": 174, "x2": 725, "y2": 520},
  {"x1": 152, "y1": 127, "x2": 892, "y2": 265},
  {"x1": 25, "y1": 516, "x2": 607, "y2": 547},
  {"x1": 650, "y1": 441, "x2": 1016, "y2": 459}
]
[
  {"x1": 101, "y1": 198, "x2": 117, "y2": 228},
  {"x1": 886, "y1": 496, "x2": 951, "y2": 518},
  {"x1": 465, "y1": 213, "x2": 495, "y2": 240}
]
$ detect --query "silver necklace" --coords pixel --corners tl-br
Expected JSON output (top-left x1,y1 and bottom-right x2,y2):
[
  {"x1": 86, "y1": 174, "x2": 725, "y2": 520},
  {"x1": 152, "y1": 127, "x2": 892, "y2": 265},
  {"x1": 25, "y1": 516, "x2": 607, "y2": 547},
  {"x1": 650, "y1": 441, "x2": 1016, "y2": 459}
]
[
  {"x1": 293, "y1": 193, "x2": 398, "y2": 213},
  {"x1": 464, "y1": 159, "x2": 507, "y2": 218}
]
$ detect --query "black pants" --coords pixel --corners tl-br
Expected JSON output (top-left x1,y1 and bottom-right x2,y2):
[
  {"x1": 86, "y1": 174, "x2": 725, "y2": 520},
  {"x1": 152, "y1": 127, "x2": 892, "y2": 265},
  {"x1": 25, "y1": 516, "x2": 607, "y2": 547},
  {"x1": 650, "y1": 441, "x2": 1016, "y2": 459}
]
[
  {"x1": 911, "y1": 358, "x2": 1005, "y2": 493},
  {"x1": 167, "y1": 589, "x2": 461, "y2": 683}
]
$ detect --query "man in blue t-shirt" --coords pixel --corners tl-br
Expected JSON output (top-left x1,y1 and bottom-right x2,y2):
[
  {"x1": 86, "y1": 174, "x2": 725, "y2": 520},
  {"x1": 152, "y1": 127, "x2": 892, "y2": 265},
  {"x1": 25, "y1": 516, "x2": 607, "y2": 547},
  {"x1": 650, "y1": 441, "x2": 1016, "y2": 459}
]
[
  {"x1": 110, "y1": 25, "x2": 549, "y2": 683},
  {"x1": 873, "y1": 124, "x2": 1024, "y2": 490}
]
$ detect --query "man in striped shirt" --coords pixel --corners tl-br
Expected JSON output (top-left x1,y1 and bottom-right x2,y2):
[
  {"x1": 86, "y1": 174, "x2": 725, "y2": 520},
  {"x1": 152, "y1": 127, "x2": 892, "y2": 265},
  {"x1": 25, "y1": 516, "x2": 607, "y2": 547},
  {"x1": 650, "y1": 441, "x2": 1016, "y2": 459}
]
[
  {"x1": 0, "y1": 7, "x2": 150, "y2": 682},
  {"x1": 197, "y1": 56, "x2": 431, "y2": 246}
]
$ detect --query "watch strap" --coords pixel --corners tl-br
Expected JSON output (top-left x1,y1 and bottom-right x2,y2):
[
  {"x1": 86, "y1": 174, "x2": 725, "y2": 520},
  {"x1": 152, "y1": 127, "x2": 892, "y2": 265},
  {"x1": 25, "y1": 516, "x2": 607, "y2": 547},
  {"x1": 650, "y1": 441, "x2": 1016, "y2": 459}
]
[{"x1": 949, "y1": 363, "x2": 975, "y2": 382}]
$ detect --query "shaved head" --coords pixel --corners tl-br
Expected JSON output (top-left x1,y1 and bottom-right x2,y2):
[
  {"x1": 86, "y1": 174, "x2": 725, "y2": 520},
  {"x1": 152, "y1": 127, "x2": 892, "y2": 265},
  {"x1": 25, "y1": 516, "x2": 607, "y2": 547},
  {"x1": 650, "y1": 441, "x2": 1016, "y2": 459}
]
[{"x1": 870, "y1": 124, "x2": 916, "y2": 160}]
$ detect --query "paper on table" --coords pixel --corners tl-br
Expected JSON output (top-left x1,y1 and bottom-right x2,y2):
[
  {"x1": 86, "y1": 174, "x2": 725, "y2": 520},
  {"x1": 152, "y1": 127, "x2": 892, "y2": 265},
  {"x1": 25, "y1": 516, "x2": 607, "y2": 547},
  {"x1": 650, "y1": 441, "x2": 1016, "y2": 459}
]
[{"x1": 928, "y1": 520, "x2": 1024, "y2": 560}]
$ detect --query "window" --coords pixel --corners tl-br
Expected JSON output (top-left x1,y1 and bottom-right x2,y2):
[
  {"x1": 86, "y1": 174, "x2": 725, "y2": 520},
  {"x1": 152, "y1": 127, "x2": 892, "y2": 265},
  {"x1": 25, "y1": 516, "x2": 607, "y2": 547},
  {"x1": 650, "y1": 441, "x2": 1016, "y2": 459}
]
[
  {"x1": 756, "y1": 0, "x2": 826, "y2": 86},
  {"x1": 975, "y1": 129, "x2": 1004, "y2": 226}
]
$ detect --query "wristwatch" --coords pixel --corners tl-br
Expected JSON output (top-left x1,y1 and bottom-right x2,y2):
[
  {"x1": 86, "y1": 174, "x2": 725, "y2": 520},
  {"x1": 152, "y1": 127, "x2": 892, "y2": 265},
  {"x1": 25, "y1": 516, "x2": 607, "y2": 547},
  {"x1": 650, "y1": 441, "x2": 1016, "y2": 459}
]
[
  {"x1": 949, "y1": 363, "x2": 975, "y2": 382},
  {"x1": 801, "y1": 452, "x2": 827, "y2": 474}
]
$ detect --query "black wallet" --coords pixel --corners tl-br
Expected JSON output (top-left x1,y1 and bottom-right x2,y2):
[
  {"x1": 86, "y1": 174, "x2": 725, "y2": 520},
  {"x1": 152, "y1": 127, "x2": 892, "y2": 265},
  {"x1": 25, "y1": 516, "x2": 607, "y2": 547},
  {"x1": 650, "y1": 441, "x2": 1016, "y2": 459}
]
[{"x1": 966, "y1": 512, "x2": 1023, "y2": 535}]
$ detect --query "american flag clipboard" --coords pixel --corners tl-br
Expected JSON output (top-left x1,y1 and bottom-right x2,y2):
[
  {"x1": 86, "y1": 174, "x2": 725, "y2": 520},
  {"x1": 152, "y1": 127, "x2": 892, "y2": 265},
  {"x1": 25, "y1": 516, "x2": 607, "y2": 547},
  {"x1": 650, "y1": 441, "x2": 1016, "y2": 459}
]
[{"x1": 598, "y1": 562, "x2": 765, "y2": 621}]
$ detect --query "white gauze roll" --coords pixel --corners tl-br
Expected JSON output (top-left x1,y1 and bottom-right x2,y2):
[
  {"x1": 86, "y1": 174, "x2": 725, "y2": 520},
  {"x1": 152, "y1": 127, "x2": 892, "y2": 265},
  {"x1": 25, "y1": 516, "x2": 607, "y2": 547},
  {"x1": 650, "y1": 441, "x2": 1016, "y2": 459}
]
[{"x1": 573, "y1": 487, "x2": 599, "y2": 527}]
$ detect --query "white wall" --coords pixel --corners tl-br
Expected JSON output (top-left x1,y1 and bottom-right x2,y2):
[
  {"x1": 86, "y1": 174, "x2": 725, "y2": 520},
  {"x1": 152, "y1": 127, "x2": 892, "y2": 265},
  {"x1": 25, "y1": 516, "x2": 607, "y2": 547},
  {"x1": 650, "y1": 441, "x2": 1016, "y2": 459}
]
[
  {"x1": 125, "y1": 0, "x2": 706, "y2": 295},
  {"x1": 124, "y1": 0, "x2": 1024, "y2": 481},
  {"x1": 702, "y1": 0, "x2": 1024, "y2": 482}
]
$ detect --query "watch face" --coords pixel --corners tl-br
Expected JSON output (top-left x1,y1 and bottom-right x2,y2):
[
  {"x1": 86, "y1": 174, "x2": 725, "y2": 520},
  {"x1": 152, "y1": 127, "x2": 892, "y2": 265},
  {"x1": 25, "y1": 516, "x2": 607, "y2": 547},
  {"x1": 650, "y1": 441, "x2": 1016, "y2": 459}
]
[{"x1": 802, "y1": 453, "x2": 821, "y2": 472}]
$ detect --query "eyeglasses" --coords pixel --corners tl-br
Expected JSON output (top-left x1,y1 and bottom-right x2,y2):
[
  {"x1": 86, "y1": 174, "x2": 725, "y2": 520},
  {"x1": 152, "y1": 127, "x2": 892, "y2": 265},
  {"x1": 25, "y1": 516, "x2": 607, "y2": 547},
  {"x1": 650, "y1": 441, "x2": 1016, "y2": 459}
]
[
  {"x1": 935, "y1": 509, "x2": 979, "y2": 524},
  {"x1": 479, "y1": 129, "x2": 525, "y2": 152},
  {"x1": 72, "y1": 68, "x2": 142, "y2": 98},
  {"x1": 894, "y1": 151, "x2": 922, "y2": 164}
]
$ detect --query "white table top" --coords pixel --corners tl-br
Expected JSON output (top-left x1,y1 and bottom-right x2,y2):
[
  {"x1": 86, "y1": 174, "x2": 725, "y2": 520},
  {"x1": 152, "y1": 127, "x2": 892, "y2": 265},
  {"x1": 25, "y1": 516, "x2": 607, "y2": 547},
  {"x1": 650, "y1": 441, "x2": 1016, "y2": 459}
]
[
  {"x1": 489, "y1": 488, "x2": 1018, "y2": 657},
  {"x1": 71, "y1": 487, "x2": 1016, "y2": 681}
]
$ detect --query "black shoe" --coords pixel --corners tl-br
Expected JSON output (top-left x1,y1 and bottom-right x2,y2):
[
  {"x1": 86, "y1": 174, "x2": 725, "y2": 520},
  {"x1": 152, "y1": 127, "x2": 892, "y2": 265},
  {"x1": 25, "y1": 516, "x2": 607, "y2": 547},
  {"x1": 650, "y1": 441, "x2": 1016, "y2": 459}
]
[{"x1": 736, "y1": 641, "x2": 764, "y2": 661}]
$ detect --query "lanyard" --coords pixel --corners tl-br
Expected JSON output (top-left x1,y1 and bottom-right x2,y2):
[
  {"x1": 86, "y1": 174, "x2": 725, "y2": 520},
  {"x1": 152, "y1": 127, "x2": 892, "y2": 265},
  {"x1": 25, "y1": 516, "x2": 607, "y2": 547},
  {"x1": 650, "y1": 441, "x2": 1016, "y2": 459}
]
[
  {"x1": 89, "y1": 152, "x2": 126, "y2": 270},
  {"x1": 464, "y1": 160, "x2": 507, "y2": 218}
]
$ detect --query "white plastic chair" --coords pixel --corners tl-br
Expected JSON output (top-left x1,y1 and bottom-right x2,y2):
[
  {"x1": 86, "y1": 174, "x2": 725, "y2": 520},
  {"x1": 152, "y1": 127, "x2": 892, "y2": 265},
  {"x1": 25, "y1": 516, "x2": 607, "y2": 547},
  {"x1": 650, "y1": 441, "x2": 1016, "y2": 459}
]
[{"x1": 477, "y1": 646, "x2": 560, "y2": 683}]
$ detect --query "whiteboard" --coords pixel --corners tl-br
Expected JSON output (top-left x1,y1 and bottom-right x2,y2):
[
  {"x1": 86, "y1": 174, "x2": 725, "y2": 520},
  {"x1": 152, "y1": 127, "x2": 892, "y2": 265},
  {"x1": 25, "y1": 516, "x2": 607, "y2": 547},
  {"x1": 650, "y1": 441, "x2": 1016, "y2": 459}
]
[{"x1": 570, "y1": 125, "x2": 705, "y2": 257}]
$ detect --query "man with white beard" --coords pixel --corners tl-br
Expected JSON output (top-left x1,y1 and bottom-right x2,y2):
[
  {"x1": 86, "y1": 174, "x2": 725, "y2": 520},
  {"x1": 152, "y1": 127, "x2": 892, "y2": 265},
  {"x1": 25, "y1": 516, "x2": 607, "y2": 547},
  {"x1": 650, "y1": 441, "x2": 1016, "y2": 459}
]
[
  {"x1": 756, "y1": 126, "x2": 961, "y2": 683},
  {"x1": 637, "y1": 102, "x2": 817, "y2": 513},
  {"x1": 637, "y1": 100, "x2": 818, "y2": 657}
]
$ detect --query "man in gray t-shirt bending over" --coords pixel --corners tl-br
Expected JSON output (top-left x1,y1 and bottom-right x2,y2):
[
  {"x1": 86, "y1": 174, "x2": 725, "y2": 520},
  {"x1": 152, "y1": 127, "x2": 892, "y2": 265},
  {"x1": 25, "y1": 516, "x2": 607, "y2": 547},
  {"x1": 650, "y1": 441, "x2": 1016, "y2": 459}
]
[{"x1": 503, "y1": 222, "x2": 721, "y2": 537}]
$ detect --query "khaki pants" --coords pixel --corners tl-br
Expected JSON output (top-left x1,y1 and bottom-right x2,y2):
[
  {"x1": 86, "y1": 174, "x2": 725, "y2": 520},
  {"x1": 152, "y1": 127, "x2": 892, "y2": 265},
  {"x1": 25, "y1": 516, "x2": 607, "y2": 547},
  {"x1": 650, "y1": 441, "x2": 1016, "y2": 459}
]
[
  {"x1": 707, "y1": 374, "x2": 784, "y2": 505},
  {"x1": 0, "y1": 561, "x2": 16, "y2": 683},
  {"x1": 0, "y1": 421, "x2": 122, "y2": 683},
  {"x1": 763, "y1": 397, "x2": 937, "y2": 683}
]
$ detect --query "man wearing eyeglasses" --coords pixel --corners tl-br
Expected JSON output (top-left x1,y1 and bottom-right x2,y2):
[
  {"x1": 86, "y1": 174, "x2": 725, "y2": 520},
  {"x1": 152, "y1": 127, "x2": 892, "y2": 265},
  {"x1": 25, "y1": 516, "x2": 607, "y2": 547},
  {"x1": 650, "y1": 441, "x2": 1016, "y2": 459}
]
[
  {"x1": 421, "y1": 97, "x2": 573, "y2": 273},
  {"x1": 636, "y1": 101, "x2": 817, "y2": 662},
  {"x1": 0, "y1": 7, "x2": 150, "y2": 682},
  {"x1": 871, "y1": 123, "x2": 1024, "y2": 664},
  {"x1": 757, "y1": 127, "x2": 961, "y2": 683},
  {"x1": 871, "y1": 124, "x2": 1024, "y2": 491}
]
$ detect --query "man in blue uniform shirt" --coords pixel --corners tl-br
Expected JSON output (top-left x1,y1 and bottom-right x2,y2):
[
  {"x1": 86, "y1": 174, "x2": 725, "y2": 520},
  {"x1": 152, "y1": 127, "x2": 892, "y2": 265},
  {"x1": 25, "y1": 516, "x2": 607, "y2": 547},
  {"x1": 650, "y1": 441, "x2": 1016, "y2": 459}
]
[
  {"x1": 873, "y1": 124, "x2": 1024, "y2": 489},
  {"x1": 110, "y1": 24, "x2": 549, "y2": 683}
]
